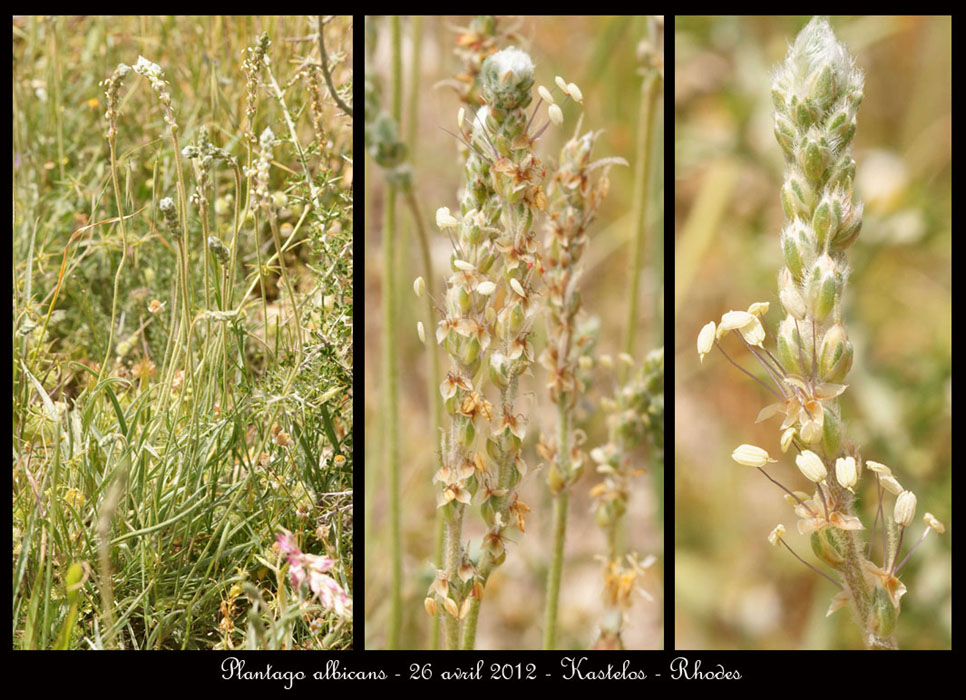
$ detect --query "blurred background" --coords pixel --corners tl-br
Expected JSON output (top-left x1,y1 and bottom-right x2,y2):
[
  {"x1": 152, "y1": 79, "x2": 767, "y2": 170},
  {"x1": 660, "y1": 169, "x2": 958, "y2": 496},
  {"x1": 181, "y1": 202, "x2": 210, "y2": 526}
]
[
  {"x1": 365, "y1": 16, "x2": 664, "y2": 649},
  {"x1": 674, "y1": 16, "x2": 950, "y2": 649}
]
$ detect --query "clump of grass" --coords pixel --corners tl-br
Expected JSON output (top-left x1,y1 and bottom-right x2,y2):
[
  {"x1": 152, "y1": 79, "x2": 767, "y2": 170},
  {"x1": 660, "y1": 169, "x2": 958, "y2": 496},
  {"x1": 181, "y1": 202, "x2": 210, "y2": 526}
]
[{"x1": 12, "y1": 16, "x2": 353, "y2": 650}]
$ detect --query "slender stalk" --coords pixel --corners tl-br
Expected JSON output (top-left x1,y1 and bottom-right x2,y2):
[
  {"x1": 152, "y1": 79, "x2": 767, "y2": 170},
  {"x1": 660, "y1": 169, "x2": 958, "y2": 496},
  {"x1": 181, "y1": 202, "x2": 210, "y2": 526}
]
[
  {"x1": 99, "y1": 137, "x2": 129, "y2": 385},
  {"x1": 444, "y1": 509, "x2": 464, "y2": 650},
  {"x1": 403, "y1": 189, "x2": 444, "y2": 649},
  {"x1": 385, "y1": 15, "x2": 403, "y2": 650},
  {"x1": 543, "y1": 476, "x2": 569, "y2": 649},
  {"x1": 317, "y1": 15, "x2": 352, "y2": 118},
  {"x1": 623, "y1": 20, "x2": 663, "y2": 365}
]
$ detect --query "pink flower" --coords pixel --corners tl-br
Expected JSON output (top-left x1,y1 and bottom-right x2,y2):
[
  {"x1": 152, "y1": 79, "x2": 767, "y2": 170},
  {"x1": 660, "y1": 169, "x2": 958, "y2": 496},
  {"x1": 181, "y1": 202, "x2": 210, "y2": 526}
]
[{"x1": 275, "y1": 529, "x2": 351, "y2": 617}]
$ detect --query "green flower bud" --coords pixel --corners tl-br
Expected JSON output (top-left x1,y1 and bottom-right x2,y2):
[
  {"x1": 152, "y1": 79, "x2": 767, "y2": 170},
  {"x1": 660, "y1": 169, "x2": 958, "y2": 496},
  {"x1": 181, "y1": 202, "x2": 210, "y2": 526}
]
[
  {"x1": 459, "y1": 416, "x2": 476, "y2": 446},
  {"x1": 489, "y1": 352, "x2": 510, "y2": 390},
  {"x1": 812, "y1": 194, "x2": 838, "y2": 250},
  {"x1": 444, "y1": 330, "x2": 459, "y2": 360},
  {"x1": 779, "y1": 266, "x2": 808, "y2": 319},
  {"x1": 444, "y1": 393, "x2": 460, "y2": 416},
  {"x1": 812, "y1": 64, "x2": 837, "y2": 108},
  {"x1": 825, "y1": 108, "x2": 855, "y2": 145},
  {"x1": 821, "y1": 405, "x2": 842, "y2": 458},
  {"x1": 480, "y1": 47, "x2": 535, "y2": 112},
  {"x1": 830, "y1": 199, "x2": 863, "y2": 252},
  {"x1": 777, "y1": 315, "x2": 813, "y2": 377},
  {"x1": 819, "y1": 322, "x2": 853, "y2": 383},
  {"x1": 826, "y1": 153, "x2": 856, "y2": 192},
  {"x1": 771, "y1": 86, "x2": 788, "y2": 115},
  {"x1": 477, "y1": 250, "x2": 497, "y2": 275},
  {"x1": 871, "y1": 586, "x2": 897, "y2": 637},
  {"x1": 548, "y1": 463, "x2": 567, "y2": 496},
  {"x1": 506, "y1": 461, "x2": 522, "y2": 490},
  {"x1": 795, "y1": 98, "x2": 818, "y2": 131},
  {"x1": 781, "y1": 172, "x2": 816, "y2": 221},
  {"x1": 774, "y1": 113, "x2": 797, "y2": 157},
  {"x1": 805, "y1": 253, "x2": 839, "y2": 323},
  {"x1": 460, "y1": 336, "x2": 481, "y2": 366},
  {"x1": 811, "y1": 527, "x2": 845, "y2": 568},
  {"x1": 455, "y1": 285, "x2": 471, "y2": 314},
  {"x1": 507, "y1": 301, "x2": 525, "y2": 335},
  {"x1": 782, "y1": 217, "x2": 816, "y2": 280},
  {"x1": 801, "y1": 133, "x2": 828, "y2": 182},
  {"x1": 481, "y1": 499, "x2": 496, "y2": 528},
  {"x1": 499, "y1": 430, "x2": 521, "y2": 454},
  {"x1": 207, "y1": 235, "x2": 230, "y2": 266}
]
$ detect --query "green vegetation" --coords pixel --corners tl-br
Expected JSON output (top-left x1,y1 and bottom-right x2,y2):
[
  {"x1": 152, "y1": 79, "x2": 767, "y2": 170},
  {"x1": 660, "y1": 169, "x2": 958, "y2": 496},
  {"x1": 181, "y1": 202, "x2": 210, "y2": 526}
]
[{"x1": 12, "y1": 15, "x2": 353, "y2": 650}]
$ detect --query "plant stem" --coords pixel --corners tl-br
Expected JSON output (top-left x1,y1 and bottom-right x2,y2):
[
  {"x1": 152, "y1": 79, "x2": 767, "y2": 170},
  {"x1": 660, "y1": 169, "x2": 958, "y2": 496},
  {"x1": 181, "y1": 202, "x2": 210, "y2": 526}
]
[
  {"x1": 403, "y1": 189, "x2": 444, "y2": 650},
  {"x1": 99, "y1": 137, "x2": 128, "y2": 386},
  {"x1": 623, "y1": 60, "x2": 661, "y2": 366},
  {"x1": 385, "y1": 14, "x2": 402, "y2": 651},
  {"x1": 543, "y1": 487, "x2": 569, "y2": 650},
  {"x1": 444, "y1": 509, "x2": 464, "y2": 650},
  {"x1": 317, "y1": 15, "x2": 352, "y2": 118}
]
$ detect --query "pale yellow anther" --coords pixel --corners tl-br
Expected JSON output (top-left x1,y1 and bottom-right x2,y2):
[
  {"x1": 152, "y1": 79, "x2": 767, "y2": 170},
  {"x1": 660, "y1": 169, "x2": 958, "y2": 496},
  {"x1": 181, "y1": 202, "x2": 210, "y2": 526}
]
[
  {"x1": 731, "y1": 444, "x2": 776, "y2": 468},
  {"x1": 768, "y1": 524, "x2": 786, "y2": 546},
  {"x1": 865, "y1": 460, "x2": 892, "y2": 476},
  {"x1": 697, "y1": 321, "x2": 716, "y2": 363},
  {"x1": 436, "y1": 206, "x2": 459, "y2": 229},
  {"x1": 880, "y1": 474, "x2": 903, "y2": 495},
  {"x1": 747, "y1": 301, "x2": 770, "y2": 317},
  {"x1": 740, "y1": 316, "x2": 766, "y2": 347},
  {"x1": 894, "y1": 490, "x2": 917, "y2": 527},
  {"x1": 475, "y1": 280, "x2": 496, "y2": 295},
  {"x1": 417, "y1": 321, "x2": 426, "y2": 344},
  {"x1": 548, "y1": 103, "x2": 564, "y2": 126},
  {"x1": 567, "y1": 82, "x2": 583, "y2": 103},
  {"x1": 923, "y1": 512, "x2": 945, "y2": 534},
  {"x1": 718, "y1": 310, "x2": 756, "y2": 335},
  {"x1": 796, "y1": 450, "x2": 827, "y2": 483},
  {"x1": 537, "y1": 85, "x2": 554, "y2": 104},
  {"x1": 413, "y1": 276, "x2": 425, "y2": 297},
  {"x1": 835, "y1": 456, "x2": 858, "y2": 491},
  {"x1": 717, "y1": 309, "x2": 765, "y2": 346}
]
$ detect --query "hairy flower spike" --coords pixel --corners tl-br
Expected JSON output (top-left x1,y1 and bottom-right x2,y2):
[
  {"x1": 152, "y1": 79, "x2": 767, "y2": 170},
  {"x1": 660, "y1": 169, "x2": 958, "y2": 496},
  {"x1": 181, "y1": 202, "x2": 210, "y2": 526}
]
[
  {"x1": 133, "y1": 55, "x2": 177, "y2": 131},
  {"x1": 704, "y1": 18, "x2": 944, "y2": 649},
  {"x1": 100, "y1": 63, "x2": 130, "y2": 141}
]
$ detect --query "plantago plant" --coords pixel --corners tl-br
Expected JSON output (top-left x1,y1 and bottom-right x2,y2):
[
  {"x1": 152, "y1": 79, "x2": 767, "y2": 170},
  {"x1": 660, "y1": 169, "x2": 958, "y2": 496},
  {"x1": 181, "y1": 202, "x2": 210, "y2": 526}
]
[
  {"x1": 366, "y1": 16, "x2": 663, "y2": 650},
  {"x1": 698, "y1": 16, "x2": 945, "y2": 649}
]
